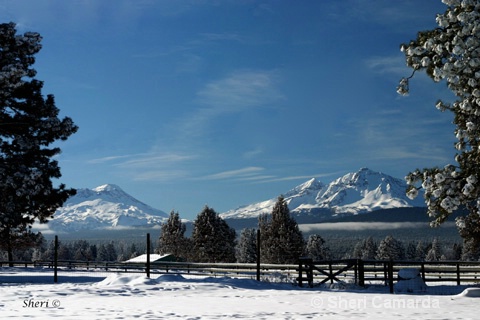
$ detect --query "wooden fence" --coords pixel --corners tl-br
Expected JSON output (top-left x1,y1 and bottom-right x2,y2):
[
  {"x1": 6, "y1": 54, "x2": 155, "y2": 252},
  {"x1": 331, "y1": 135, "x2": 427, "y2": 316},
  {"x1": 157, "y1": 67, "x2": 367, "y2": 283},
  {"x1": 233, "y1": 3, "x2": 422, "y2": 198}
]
[
  {"x1": 297, "y1": 258, "x2": 480, "y2": 292},
  {"x1": 2, "y1": 258, "x2": 480, "y2": 292},
  {"x1": 2, "y1": 233, "x2": 480, "y2": 291}
]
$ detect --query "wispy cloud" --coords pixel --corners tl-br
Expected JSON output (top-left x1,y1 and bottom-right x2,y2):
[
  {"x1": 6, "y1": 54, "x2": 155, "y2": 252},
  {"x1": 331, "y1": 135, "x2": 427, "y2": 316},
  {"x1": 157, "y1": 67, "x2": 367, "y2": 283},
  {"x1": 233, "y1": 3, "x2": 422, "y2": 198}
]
[
  {"x1": 365, "y1": 55, "x2": 407, "y2": 76},
  {"x1": 88, "y1": 154, "x2": 139, "y2": 164},
  {"x1": 200, "y1": 167, "x2": 265, "y2": 180},
  {"x1": 178, "y1": 69, "x2": 284, "y2": 139},
  {"x1": 88, "y1": 152, "x2": 197, "y2": 182},
  {"x1": 116, "y1": 153, "x2": 196, "y2": 169},
  {"x1": 243, "y1": 147, "x2": 264, "y2": 159},
  {"x1": 255, "y1": 172, "x2": 343, "y2": 184},
  {"x1": 197, "y1": 69, "x2": 284, "y2": 111}
]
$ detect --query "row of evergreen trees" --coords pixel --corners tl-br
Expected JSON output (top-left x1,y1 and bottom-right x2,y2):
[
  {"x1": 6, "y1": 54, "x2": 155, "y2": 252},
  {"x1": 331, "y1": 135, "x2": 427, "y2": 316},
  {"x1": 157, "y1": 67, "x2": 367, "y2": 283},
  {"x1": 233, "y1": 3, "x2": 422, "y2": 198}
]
[
  {"x1": 156, "y1": 196, "x2": 477, "y2": 263},
  {"x1": 0, "y1": 239, "x2": 144, "y2": 263},
  {"x1": 2, "y1": 195, "x2": 478, "y2": 263},
  {"x1": 349, "y1": 236, "x2": 466, "y2": 261},
  {"x1": 157, "y1": 196, "x2": 315, "y2": 263}
]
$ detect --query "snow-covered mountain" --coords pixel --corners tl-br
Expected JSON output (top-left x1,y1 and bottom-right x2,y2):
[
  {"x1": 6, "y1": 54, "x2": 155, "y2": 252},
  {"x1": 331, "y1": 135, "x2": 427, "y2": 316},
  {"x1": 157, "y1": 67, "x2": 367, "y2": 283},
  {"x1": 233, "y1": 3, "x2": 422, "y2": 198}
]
[
  {"x1": 220, "y1": 168, "x2": 426, "y2": 220},
  {"x1": 49, "y1": 184, "x2": 168, "y2": 232}
]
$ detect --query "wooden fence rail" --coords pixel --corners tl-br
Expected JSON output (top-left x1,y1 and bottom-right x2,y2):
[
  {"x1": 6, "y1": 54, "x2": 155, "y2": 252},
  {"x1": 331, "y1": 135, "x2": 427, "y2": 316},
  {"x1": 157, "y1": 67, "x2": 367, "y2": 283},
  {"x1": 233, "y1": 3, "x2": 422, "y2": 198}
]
[
  {"x1": 297, "y1": 258, "x2": 480, "y2": 292},
  {"x1": 3, "y1": 258, "x2": 480, "y2": 293}
]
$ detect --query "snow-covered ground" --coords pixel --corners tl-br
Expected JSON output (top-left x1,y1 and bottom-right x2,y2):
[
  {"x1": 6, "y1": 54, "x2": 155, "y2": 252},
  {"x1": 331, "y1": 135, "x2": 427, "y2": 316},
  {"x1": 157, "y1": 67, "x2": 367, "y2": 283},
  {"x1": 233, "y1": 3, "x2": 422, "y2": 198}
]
[{"x1": 0, "y1": 268, "x2": 478, "y2": 319}]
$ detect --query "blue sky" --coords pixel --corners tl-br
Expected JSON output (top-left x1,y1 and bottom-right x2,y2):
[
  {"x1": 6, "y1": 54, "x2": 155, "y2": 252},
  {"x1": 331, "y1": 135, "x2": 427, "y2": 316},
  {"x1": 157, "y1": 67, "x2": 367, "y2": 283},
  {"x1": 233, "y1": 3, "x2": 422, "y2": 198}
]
[{"x1": 1, "y1": 1, "x2": 457, "y2": 219}]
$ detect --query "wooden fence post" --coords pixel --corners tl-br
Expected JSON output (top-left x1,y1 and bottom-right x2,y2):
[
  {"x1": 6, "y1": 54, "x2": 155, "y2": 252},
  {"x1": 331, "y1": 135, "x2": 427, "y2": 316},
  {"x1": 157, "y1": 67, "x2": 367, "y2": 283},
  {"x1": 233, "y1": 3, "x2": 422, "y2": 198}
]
[
  {"x1": 256, "y1": 229, "x2": 261, "y2": 281},
  {"x1": 329, "y1": 261, "x2": 334, "y2": 284},
  {"x1": 456, "y1": 262, "x2": 461, "y2": 286},
  {"x1": 146, "y1": 233, "x2": 151, "y2": 278},
  {"x1": 421, "y1": 262, "x2": 425, "y2": 282},
  {"x1": 298, "y1": 259, "x2": 304, "y2": 287},
  {"x1": 388, "y1": 260, "x2": 394, "y2": 294},
  {"x1": 357, "y1": 259, "x2": 365, "y2": 287},
  {"x1": 54, "y1": 235, "x2": 58, "y2": 283}
]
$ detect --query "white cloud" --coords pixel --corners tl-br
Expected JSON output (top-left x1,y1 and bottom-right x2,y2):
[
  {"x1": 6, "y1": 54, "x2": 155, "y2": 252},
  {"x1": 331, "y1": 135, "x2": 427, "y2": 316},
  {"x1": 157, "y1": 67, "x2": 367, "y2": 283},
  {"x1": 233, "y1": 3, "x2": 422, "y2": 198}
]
[
  {"x1": 365, "y1": 55, "x2": 407, "y2": 75},
  {"x1": 197, "y1": 69, "x2": 284, "y2": 111},
  {"x1": 200, "y1": 167, "x2": 265, "y2": 180},
  {"x1": 178, "y1": 69, "x2": 284, "y2": 140},
  {"x1": 243, "y1": 147, "x2": 264, "y2": 159},
  {"x1": 116, "y1": 153, "x2": 195, "y2": 169}
]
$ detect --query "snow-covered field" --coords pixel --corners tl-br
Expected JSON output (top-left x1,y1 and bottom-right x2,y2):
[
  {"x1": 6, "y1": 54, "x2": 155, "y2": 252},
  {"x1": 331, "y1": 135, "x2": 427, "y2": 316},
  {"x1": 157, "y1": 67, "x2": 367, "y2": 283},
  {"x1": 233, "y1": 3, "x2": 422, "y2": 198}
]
[{"x1": 0, "y1": 268, "x2": 478, "y2": 319}]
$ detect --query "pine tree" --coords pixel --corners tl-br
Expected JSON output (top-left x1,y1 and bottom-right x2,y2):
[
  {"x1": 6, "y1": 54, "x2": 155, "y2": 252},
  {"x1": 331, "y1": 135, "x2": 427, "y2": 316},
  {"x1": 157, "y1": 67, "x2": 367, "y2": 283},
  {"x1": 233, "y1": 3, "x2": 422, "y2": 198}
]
[
  {"x1": 376, "y1": 235, "x2": 405, "y2": 260},
  {"x1": 258, "y1": 196, "x2": 304, "y2": 264},
  {"x1": 398, "y1": 1, "x2": 480, "y2": 245},
  {"x1": 415, "y1": 241, "x2": 428, "y2": 261},
  {"x1": 157, "y1": 210, "x2": 188, "y2": 260},
  {"x1": 304, "y1": 234, "x2": 331, "y2": 260},
  {"x1": 461, "y1": 238, "x2": 480, "y2": 261},
  {"x1": 97, "y1": 244, "x2": 108, "y2": 262},
  {"x1": 353, "y1": 236, "x2": 377, "y2": 260},
  {"x1": 236, "y1": 228, "x2": 257, "y2": 263},
  {"x1": 425, "y1": 238, "x2": 443, "y2": 261},
  {"x1": 405, "y1": 241, "x2": 418, "y2": 260},
  {"x1": 0, "y1": 23, "x2": 78, "y2": 265},
  {"x1": 106, "y1": 242, "x2": 117, "y2": 261},
  {"x1": 192, "y1": 206, "x2": 236, "y2": 262}
]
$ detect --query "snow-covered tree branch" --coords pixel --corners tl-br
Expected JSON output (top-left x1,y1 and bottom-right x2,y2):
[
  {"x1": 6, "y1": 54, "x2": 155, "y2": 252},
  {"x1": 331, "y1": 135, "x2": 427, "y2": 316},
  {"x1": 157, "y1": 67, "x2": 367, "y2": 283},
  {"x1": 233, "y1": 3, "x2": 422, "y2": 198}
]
[{"x1": 399, "y1": 0, "x2": 480, "y2": 248}]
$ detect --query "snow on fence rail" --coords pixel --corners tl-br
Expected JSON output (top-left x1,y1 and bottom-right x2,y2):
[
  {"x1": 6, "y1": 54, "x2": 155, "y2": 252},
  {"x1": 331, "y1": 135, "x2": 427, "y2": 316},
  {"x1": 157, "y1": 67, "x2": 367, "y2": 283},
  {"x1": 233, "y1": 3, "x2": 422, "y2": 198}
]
[
  {"x1": 2, "y1": 258, "x2": 480, "y2": 290},
  {"x1": 297, "y1": 258, "x2": 480, "y2": 292}
]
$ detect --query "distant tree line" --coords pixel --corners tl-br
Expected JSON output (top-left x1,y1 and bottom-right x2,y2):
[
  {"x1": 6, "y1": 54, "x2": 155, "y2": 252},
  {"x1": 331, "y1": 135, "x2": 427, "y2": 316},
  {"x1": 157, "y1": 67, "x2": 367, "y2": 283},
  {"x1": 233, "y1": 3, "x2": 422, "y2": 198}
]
[{"x1": 2, "y1": 195, "x2": 479, "y2": 263}]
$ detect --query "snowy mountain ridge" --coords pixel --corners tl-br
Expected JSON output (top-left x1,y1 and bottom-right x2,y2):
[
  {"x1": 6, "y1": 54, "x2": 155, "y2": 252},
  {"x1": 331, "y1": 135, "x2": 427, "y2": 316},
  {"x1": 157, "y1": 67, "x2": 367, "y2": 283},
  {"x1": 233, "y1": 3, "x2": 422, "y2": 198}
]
[
  {"x1": 220, "y1": 168, "x2": 426, "y2": 220},
  {"x1": 48, "y1": 168, "x2": 425, "y2": 232},
  {"x1": 49, "y1": 184, "x2": 168, "y2": 232}
]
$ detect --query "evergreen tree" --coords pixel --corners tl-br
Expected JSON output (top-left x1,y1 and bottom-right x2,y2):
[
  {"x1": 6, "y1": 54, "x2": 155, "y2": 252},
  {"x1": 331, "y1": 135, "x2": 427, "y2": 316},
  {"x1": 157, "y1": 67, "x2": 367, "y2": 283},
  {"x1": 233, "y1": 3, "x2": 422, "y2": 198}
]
[
  {"x1": 258, "y1": 196, "x2": 304, "y2": 264},
  {"x1": 425, "y1": 238, "x2": 443, "y2": 261},
  {"x1": 352, "y1": 236, "x2": 377, "y2": 260},
  {"x1": 236, "y1": 228, "x2": 257, "y2": 263},
  {"x1": 129, "y1": 243, "x2": 138, "y2": 259},
  {"x1": 415, "y1": 241, "x2": 428, "y2": 261},
  {"x1": 376, "y1": 235, "x2": 405, "y2": 260},
  {"x1": 97, "y1": 244, "x2": 108, "y2": 262},
  {"x1": 405, "y1": 241, "x2": 418, "y2": 260},
  {"x1": 0, "y1": 23, "x2": 78, "y2": 265},
  {"x1": 398, "y1": 1, "x2": 480, "y2": 245},
  {"x1": 458, "y1": 210, "x2": 480, "y2": 259},
  {"x1": 56, "y1": 241, "x2": 71, "y2": 261},
  {"x1": 443, "y1": 242, "x2": 462, "y2": 260},
  {"x1": 304, "y1": 234, "x2": 331, "y2": 260},
  {"x1": 461, "y1": 237, "x2": 480, "y2": 261},
  {"x1": 157, "y1": 210, "x2": 187, "y2": 260},
  {"x1": 105, "y1": 242, "x2": 117, "y2": 261},
  {"x1": 192, "y1": 206, "x2": 236, "y2": 262}
]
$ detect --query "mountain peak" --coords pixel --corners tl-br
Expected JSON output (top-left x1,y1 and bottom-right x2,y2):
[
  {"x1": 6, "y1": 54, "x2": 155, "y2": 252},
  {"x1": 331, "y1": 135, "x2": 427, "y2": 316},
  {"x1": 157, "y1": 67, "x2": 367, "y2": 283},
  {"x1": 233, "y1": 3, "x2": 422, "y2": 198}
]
[
  {"x1": 50, "y1": 184, "x2": 168, "y2": 232},
  {"x1": 93, "y1": 184, "x2": 123, "y2": 193},
  {"x1": 221, "y1": 168, "x2": 426, "y2": 220},
  {"x1": 286, "y1": 177, "x2": 324, "y2": 196}
]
